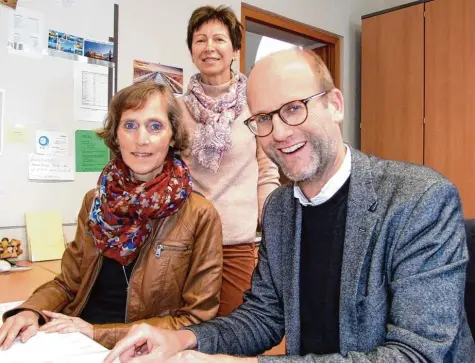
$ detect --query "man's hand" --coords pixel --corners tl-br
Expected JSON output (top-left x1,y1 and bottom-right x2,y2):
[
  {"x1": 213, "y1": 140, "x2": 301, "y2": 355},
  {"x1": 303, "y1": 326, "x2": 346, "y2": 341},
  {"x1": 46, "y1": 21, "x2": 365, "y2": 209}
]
[
  {"x1": 40, "y1": 311, "x2": 93, "y2": 339},
  {"x1": 104, "y1": 323, "x2": 197, "y2": 363},
  {"x1": 166, "y1": 351, "x2": 258, "y2": 363},
  {"x1": 0, "y1": 310, "x2": 40, "y2": 350}
]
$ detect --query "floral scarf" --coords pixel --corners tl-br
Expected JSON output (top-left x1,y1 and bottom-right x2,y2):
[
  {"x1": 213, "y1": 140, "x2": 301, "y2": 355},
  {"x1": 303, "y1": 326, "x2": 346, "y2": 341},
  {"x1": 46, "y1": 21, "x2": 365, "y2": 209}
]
[
  {"x1": 88, "y1": 153, "x2": 192, "y2": 266},
  {"x1": 183, "y1": 72, "x2": 247, "y2": 172}
]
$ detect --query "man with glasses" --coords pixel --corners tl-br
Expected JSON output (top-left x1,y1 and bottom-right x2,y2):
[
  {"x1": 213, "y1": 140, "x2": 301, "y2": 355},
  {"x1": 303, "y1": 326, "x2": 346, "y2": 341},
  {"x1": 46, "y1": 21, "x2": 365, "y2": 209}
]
[{"x1": 105, "y1": 49, "x2": 474, "y2": 363}]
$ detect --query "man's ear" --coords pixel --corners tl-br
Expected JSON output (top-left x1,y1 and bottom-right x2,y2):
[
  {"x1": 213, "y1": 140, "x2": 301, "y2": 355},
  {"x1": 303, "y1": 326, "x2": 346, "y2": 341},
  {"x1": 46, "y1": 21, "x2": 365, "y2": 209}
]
[{"x1": 328, "y1": 89, "x2": 344, "y2": 124}]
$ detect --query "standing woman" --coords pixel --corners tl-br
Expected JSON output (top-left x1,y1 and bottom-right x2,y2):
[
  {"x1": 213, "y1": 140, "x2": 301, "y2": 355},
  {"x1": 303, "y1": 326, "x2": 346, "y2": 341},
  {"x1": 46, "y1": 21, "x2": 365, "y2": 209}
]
[
  {"x1": 180, "y1": 5, "x2": 280, "y2": 316},
  {"x1": 0, "y1": 81, "x2": 223, "y2": 350}
]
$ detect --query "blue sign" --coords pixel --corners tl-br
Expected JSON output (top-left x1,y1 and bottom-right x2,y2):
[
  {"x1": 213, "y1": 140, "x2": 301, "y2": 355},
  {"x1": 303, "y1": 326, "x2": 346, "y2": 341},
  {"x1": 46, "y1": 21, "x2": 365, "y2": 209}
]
[{"x1": 38, "y1": 136, "x2": 49, "y2": 146}]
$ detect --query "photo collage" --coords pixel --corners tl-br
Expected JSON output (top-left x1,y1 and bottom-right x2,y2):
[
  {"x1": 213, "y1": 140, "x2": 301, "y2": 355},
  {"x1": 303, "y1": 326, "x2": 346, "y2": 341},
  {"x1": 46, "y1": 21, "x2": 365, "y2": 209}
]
[{"x1": 48, "y1": 30, "x2": 114, "y2": 65}]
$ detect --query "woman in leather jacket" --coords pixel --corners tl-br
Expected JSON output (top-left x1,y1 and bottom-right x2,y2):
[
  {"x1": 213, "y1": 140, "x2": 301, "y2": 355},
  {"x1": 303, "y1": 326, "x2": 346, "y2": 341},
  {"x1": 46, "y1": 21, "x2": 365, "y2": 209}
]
[{"x1": 0, "y1": 81, "x2": 223, "y2": 350}]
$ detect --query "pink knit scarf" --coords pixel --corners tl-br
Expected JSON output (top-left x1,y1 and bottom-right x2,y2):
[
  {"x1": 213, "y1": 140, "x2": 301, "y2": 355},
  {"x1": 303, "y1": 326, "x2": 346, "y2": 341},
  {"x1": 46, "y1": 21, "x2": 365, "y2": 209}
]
[{"x1": 183, "y1": 72, "x2": 247, "y2": 172}]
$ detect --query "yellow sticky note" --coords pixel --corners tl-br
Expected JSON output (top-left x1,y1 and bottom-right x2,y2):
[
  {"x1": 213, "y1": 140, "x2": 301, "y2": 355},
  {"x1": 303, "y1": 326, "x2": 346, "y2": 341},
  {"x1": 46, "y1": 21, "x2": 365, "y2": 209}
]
[
  {"x1": 6, "y1": 125, "x2": 29, "y2": 143},
  {"x1": 25, "y1": 210, "x2": 65, "y2": 262}
]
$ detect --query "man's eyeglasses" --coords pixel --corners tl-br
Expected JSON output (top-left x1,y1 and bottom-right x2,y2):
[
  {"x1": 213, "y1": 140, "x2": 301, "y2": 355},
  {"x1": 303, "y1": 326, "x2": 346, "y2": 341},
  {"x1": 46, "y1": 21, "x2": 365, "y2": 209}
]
[{"x1": 244, "y1": 91, "x2": 327, "y2": 137}]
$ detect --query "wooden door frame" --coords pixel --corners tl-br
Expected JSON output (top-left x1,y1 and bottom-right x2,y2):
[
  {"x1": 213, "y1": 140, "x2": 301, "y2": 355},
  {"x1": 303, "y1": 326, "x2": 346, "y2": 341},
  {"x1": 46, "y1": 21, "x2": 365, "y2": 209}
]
[{"x1": 240, "y1": 3, "x2": 341, "y2": 89}]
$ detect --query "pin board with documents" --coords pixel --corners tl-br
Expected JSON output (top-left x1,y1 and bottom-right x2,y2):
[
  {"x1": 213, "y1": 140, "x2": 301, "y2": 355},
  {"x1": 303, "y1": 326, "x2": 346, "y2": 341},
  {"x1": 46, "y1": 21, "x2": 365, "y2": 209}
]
[{"x1": 0, "y1": 0, "x2": 115, "y2": 229}]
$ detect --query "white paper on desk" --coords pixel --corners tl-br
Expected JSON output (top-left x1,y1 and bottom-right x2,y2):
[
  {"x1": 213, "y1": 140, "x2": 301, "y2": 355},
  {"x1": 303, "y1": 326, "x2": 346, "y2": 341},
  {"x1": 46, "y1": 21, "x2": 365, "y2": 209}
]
[
  {"x1": 74, "y1": 63, "x2": 109, "y2": 122},
  {"x1": 35, "y1": 130, "x2": 69, "y2": 155},
  {"x1": 7, "y1": 7, "x2": 45, "y2": 57},
  {"x1": 0, "y1": 301, "x2": 119, "y2": 362},
  {"x1": 28, "y1": 153, "x2": 74, "y2": 181},
  {"x1": 0, "y1": 331, "x2": 112, "y2": 363}
]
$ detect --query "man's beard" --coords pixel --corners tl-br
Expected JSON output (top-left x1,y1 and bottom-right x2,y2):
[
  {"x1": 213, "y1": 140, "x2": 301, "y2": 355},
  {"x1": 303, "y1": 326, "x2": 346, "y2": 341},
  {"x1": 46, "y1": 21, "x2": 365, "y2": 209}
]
[{"x1": 267, "y1": 136, "x2": 336, "y2": 183}]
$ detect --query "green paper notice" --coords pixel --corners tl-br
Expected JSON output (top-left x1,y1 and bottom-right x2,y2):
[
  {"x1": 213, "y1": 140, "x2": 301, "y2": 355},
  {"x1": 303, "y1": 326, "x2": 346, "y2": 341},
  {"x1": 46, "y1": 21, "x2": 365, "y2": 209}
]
[{"x1": 75, "y1": 130, "x2": 109, "y2": 172}]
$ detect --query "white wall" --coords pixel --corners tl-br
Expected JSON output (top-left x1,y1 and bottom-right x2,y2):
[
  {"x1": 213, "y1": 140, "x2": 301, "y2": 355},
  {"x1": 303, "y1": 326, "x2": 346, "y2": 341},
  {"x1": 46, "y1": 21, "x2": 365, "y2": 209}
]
[
  {"x1": 115, "y1": 0, "x2": 378, "y2": 149},
  {"x1": 383, "y1": 0, "x2": 416, "y2": 7},
  {"x1": 362, "y1": 0, "x2": 417, "y2": 15}
]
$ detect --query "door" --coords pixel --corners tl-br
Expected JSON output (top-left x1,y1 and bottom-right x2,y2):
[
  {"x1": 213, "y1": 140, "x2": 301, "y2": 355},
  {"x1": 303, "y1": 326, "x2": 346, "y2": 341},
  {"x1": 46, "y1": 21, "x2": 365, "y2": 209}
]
[
  {"x1": 312, "y1": 45, "x2": 334, "y2": 80},
  {"x1": 425, "y1": 0, "x2": 475, "y2": 217},
  {"x1": 241, "y1": 3, "x2": 341, "y2": 88},
  {"x1": 361, "y1": 4, "x2": 424, "y2": 164}
]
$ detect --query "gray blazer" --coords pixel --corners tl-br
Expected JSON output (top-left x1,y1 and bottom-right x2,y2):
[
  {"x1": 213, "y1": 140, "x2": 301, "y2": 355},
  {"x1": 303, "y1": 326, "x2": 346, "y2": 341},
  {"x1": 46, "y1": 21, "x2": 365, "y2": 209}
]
[{"x1": 189, "y1": 148, "x2": 475, "y2": 362}]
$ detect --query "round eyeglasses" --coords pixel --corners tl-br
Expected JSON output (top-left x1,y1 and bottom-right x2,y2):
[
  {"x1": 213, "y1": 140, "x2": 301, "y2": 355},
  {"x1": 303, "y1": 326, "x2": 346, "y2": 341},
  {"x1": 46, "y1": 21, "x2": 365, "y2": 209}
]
[{"x1": 244, "y1": 91, "x2": 327, "y2": 137}]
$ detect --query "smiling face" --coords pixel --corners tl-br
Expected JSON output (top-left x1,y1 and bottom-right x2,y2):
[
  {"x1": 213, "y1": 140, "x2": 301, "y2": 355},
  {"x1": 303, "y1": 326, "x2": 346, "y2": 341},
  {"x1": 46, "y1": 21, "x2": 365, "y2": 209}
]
[
  {"x1": 117, "y1": 93, "x2": 174, "y2": 182},
  {"x1": 191, "y1": 19, "x2": 238, "y2": 85},
  {"x1": 247, "y1": 51, "x2": 345, "y2": 193}
]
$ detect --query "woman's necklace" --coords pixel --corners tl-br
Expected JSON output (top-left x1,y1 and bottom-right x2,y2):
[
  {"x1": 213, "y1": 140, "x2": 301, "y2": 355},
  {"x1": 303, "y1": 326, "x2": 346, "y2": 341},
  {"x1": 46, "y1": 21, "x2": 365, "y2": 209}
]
[{"x1": 122, "y1": 265, "x2": 129, "y2": 290}]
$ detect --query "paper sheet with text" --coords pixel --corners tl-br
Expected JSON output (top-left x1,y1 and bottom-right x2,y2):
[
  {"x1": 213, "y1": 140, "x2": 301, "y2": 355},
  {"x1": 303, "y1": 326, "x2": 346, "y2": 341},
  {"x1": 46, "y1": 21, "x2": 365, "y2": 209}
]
[{"x1": 0, "y1": 301, "x2": 115, "y2": 362}]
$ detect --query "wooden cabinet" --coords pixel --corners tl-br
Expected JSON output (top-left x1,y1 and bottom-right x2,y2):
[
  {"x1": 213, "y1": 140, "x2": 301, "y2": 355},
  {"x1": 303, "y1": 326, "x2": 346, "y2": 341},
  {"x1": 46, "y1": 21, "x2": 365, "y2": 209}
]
[
  {"x1": 362, "y1": 0, "x2": 475, "y2": 217},
  {"x1": 361, "y1": 4, "x2": 424, "y2": 164},
  {"x1": 425, "y1": 0, "x2": 475, "y2": 217}
]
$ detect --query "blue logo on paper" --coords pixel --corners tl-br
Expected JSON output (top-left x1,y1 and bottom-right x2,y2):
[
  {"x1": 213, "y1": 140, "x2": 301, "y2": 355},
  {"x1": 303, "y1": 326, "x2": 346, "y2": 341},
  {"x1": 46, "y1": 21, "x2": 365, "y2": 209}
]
[{"x1": 38, "y1": 136, "x2": 49, "y2": 146}]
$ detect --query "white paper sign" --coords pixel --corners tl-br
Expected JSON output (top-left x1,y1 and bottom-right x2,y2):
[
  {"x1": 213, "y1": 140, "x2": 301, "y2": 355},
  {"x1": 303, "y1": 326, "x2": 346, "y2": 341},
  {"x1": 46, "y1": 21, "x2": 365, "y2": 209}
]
[
  {"x1": 36, "y1": 130, "x2": 69, "y2": 155},
  {"x1": 7, "y1": 7, "x2": 45, "y2": 57},
  {"x1": 28, "y1": 153, "x2": 74, "y2": 181},
  {"x1": 74, "y1": 63, "x2": 108, "y2": 122}
]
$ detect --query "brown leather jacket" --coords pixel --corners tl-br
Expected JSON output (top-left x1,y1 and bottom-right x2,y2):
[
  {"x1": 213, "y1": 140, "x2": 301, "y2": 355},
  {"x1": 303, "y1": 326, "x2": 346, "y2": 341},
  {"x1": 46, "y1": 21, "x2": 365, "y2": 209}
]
[{"x1": 4, "y1": 190, "x2": 223, "y2": 349}]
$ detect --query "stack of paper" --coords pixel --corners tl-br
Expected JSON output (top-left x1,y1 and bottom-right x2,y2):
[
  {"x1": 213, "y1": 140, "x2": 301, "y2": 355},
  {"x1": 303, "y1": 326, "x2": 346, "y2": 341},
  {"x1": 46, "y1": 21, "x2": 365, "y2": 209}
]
[
  {"x1": 0, "y1": 331, "x2": 111, "y2": 362},
  {"x1": 0, "y1": 301, "x2": 117, "y2": 363},
  {"x1": 25, "y1": 210, "x2": 65, "y2": 262}
]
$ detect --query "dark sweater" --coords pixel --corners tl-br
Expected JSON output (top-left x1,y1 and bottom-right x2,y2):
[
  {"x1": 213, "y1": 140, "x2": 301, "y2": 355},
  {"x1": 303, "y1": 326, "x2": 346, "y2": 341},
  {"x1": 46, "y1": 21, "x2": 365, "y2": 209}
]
[
  {"x1": 299, "y1": 179, "x2": 350, "y2": 355},
  {"x1": 80, "y1": 257, "x2": 136, "y2": 324}
]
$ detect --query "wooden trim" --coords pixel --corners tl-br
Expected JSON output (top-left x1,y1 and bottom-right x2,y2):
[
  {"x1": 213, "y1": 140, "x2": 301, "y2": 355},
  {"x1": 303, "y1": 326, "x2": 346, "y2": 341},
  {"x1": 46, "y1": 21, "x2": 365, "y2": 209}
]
[
  {"x1": 333, "y1": 39, "x2": 341, "y2": 91},
  {"x1": 362, "y1": 0, "x2": 434, "y2": 20},
  {"x1": 240, "y1": 3, "x2": 341, "y2": 88},
  {"x1": 240, "y1": 8, "x2": 246, "y2": 75},
  {"x1": 242, "y1": 4, "x2": 339, "y2": 44}
]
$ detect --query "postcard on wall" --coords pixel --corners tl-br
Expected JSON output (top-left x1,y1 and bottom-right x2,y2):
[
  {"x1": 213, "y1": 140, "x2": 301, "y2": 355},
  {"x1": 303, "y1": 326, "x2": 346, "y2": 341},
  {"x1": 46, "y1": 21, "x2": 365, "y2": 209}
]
[
  {"x1": 48, "y1": 30, "x2": 114, "y2": 67},
  {"x1": 73, "y1": 62, "x2": 108, "y2": 122},
  {"x1": 0, "y1": 90, "x2": 4, "y2": 156},
  {"x1": 48, "y1": 29, "x2": 84, "y2": 56},
  {"x1": 35, "y1": 130, "x2": 68, "y2": 155},
  {"x1": 1, "y1": 0, "x2": 18, "y2": 10},
  {"x1": 133, "y1": 60, "x2": 183, "y2": 95},
  {"x1": 28, "y1": 153, "x2": 74, "y2": 181},
  {"x1": 84, "y1": 39, "x2": 114, "y2": 65},
  {"x1": 7, "y1": 7, "x2": 44, "y2": 57}
]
